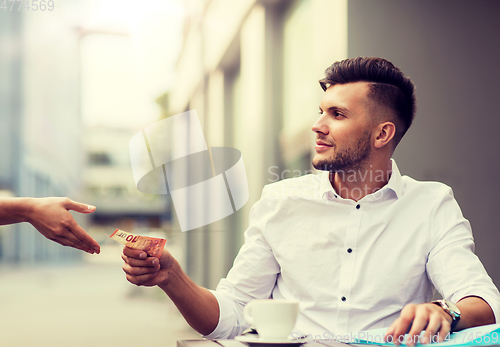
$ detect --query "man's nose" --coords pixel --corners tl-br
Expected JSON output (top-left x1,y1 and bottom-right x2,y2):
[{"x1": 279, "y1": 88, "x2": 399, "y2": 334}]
[{"x1": 312, "y1": 116, "x2": 328, "y2": 134}]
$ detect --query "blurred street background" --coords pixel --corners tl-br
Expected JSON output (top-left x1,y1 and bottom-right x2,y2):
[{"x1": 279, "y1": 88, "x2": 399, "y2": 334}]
[
  {"x1": 0, "y1": 244, "x2": 200, "y2": 346},
  {"x1": 1, "y1": 0, "x2": 500, "y2": 346}
]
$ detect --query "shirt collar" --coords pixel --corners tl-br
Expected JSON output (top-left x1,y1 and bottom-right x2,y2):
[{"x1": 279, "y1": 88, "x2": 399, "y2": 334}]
[
  {"x1": 319, "y1": 159, "x2": 403, "y2": 200},
  {"x1": 319, "y1": 170, "x2": 335, "y2": 199},
  {"x1": 384, "y1": 158, "x2": 403, "y2": 199}
]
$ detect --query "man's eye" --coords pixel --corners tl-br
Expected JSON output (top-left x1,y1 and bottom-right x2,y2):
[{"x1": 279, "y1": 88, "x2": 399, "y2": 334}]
[{"x1": 334, "y1": 112, "x2": 343, "y2": 118}]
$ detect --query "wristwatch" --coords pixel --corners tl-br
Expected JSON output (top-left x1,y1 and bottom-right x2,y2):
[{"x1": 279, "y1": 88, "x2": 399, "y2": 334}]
[{"x1": 431, "y1": 299, "x2": 461, "y2": 331}]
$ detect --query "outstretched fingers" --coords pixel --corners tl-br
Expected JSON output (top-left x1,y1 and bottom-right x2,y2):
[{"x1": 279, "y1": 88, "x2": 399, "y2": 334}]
[
  {"x1": 64, "y1": 198, "x2": 96, "y2": 214},
  {"x1": 49, "y1": 224, "x2": 96, "y2": 254},
  {"x1": 66, "y1": 221, "x2": 100, "y2": 253}
]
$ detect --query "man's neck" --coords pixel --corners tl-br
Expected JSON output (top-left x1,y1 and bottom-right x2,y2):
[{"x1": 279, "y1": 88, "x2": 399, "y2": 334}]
[{"x1": 329, "y1": 160, "x2": 392, "y2": 201}]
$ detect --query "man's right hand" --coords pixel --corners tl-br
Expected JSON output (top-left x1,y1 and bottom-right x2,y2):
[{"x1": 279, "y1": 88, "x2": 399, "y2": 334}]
[
  {"x1": 121, "y1": 246, "x2": 176, "y2": 287},
  {"x1": 122, "y1": 245, "x2": 220, "y2": 336}
]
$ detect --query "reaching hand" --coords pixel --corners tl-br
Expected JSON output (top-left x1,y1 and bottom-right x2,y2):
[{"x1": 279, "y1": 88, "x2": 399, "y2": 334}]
[
  {"x1": 27, "y1": 197, "x2": 100, "y2": 254},
  {"x1": 121, "y1": 245, "x2": 220, "y2": 336},
  {"x1": 121, "y1": 246, "x2": 176, "y2": 288}
]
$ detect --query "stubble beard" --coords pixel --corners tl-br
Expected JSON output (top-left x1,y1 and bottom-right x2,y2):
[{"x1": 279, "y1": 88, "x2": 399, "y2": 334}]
[{"x1": 312, "y1": 130, "x2": 372, "y2": 173}]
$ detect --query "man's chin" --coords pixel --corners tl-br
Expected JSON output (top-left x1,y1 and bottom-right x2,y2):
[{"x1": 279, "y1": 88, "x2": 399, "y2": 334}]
[
  {"x1": 313, "y1": 159, "x2": 334, "y2": 172},
  {"x1": 312, "y1": 157, "x2": 322, "y2": 170}
]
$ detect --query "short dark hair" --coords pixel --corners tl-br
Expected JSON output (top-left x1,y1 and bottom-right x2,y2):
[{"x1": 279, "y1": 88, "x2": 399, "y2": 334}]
[{"x1": 319, "y1": 57, "x2": 416, "y2": 145}]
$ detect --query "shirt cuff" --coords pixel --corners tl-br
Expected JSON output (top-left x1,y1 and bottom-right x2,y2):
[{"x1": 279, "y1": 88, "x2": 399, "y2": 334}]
[{"x1": 202, "y1": 290, "x2": 248, "y2": 340}]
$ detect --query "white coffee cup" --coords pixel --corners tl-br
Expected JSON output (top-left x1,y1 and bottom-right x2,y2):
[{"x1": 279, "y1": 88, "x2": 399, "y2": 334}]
[{"x1": 243, "y1": 299, "x2": 299, "y2": 340}]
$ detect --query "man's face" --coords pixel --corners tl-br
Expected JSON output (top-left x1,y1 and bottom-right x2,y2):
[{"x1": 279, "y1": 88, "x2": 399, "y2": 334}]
[{"x1": 312, "y1": 82, "x2": 375, "y2": 172}]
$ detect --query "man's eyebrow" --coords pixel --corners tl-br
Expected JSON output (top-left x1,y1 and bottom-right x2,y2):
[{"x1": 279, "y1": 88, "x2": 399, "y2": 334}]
[{"x1": 319, "y1": 106, "x2": 350, "y2": 114}]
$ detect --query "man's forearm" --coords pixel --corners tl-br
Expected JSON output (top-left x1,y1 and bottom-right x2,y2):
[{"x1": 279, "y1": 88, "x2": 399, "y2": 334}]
[
  {"x1": 159, "y1": 261, "x2": 220, "y2": 336},
  {"x1": 456, "y1": 296, "x2": 495, "y2": 331}
]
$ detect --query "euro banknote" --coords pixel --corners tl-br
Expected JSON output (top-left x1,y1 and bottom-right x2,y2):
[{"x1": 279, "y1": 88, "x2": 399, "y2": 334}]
[{"x1": 109, "y1": 229, "x2": 166, "y2": 257}]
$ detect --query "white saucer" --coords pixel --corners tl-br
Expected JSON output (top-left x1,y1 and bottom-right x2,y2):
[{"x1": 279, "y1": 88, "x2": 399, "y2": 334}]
[{"x1": 235, "y1": 335, "x2": 304, "y2": 346}]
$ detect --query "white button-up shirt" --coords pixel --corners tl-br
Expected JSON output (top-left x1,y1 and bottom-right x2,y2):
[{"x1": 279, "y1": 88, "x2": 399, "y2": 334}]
[{"x1": 204, "y1": 160, "x2": 500, "y2": 339}]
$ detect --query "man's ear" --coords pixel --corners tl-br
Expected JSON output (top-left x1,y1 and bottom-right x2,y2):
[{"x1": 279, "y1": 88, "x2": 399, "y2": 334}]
[{"x1": 373, "y1": 122, "x2": 396, "y2": 149}]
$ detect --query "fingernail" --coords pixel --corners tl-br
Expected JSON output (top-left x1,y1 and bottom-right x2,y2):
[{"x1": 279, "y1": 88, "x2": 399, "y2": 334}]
[
  {"x1": 152, "y1": 259, "x2": 157, "y2": 265},
  {"x1": 94, "y1": 247, "x2": 100, "y2": 254},
  {"x1": 139, "y1": 252, "x2": 146, "y2": 259},
  {"x1": 88, "y1": 204, "x2": 96, "y2": 210}
]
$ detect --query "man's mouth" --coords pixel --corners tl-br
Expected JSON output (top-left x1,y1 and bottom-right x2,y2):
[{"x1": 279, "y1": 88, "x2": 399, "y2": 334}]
[{"x1": 315, "y1": 140, "x2": 333, "y2": 152}]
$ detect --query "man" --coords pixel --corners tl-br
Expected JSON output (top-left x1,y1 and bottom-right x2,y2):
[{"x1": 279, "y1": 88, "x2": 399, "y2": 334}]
[
  {"x1": 0, "y1": 197, "x2": 100, "y2": 254},
  {"x1": 121, "y1": 57, "x2": 499, "y2": 345}
]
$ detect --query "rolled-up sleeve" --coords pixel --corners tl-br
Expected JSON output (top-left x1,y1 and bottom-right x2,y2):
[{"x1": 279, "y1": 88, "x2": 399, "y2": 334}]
[
  {"x1": 427, "y1": 187, "x2": 500, "y2": 323},
  {"x1": 203, "y1": 186, "x2": 281, "y2": 339}
]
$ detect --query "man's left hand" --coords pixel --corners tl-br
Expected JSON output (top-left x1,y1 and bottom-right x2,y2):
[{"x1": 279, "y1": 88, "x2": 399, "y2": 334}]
[{"x1": 384, "y1": 303, "x2": 452, "y2": 346}]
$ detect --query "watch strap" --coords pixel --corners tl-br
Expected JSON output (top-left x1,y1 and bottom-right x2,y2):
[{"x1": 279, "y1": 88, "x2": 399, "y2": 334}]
[{"x1": 431, "y1": 300, "x2": 461, "y2": 331}]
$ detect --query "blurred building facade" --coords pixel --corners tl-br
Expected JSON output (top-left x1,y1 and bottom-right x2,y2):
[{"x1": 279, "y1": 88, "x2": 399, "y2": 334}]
[
  {"x1": 170, "y1": 0, "x2": 347, "y2": 289},
  {"x1": 0, "y1": 0, "x2": 177, "y2": 264},
  {"x1": 81, "y1": 126, "x2": 170, "y2": 236},
  {"x1": 0, "y1": 3, "x2": 87, "y2": 263},
  {"x1": 77, "y1": 28, "x2": 175, "y2": 253}
]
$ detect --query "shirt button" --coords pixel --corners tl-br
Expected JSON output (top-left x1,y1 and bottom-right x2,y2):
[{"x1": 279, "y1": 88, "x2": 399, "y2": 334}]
[
  {"x1": 341, "y1": 296, "x2": 347, "y2": 302},
  {"x1": 356, "y1": 204, "x2": 360, "y2": 209},
  {"x1": 347, "y1": 248, "x2": 352, "y2": 253}
]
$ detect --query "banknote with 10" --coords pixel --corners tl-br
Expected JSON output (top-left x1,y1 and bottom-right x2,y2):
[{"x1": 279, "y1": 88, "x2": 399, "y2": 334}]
[{"x1": 1, "y1": 0, "x2": 54, "y2": 11}]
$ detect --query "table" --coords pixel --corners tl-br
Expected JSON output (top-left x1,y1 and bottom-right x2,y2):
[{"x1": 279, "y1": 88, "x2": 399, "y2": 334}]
[{"x1": 177, "y1": 341, "x2": 245, "y2": 347}]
